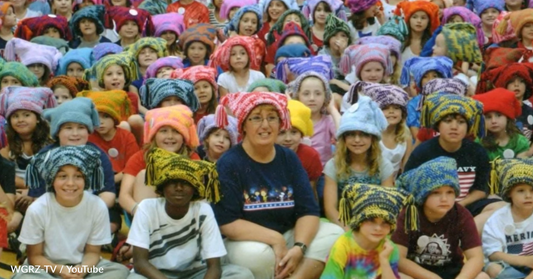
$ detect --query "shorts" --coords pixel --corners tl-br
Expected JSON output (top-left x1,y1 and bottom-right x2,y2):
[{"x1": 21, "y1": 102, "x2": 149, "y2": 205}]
[
  {"x1": 420, "y1": 264, "x2": 462, "y2": 279},
  {"x1": 484, "y1": 261, "x2": 531, "y2": 279}
]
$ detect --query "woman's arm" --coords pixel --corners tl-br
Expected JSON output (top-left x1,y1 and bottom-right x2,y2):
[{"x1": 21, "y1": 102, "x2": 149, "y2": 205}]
[
  {"x1": 119, "y1": 174, "x2": 137, "y2": 215},
  {"x1": 455, "y1": 247, "x2": 485, "y2": 279},
  {"x1": 204, "y1": 258, "x2": 223, "y2": 279},
  {"x1": 132, "y1": 246, "x2": 168, "y2": 279},
  {"x1": 323, "y1": 175, "x2": 348, "y2": 230}
]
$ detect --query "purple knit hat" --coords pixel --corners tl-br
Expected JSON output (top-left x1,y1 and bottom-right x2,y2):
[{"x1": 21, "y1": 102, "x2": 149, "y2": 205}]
[
  {"x1": 4, "y1": 38, "x2": 62, "y2": 73},
  {"x1": 472, "y1": 0, "x2": 504, "y2": 16},
  {"x1": 144, "y1": 57, "x2": 184, "y2": 79},
  {"x1": 0, "y1": 86, "x2": 58, "y2": 118},
  {"x1": 356, "y1": 35, "x2": 402, "y2": 63},
  {"x1": 442, "y1": 6, "x2": 484, "y2": 47},
  {"x1": 197, "y1": 114, "x2": 239, "y2": 146},
  {"x1": 302, "y1": 0, "x2": 346, "y2": 22},
  {"x1": 275, "y1": 55, "x2": 334, "y2": 84},
  {"x1": 220, "y1": 0, "x2": 256, "y2": 20},
  {"x1": 92, "y1": 43, "x2": 123, "y2": 61},
  {"x1": 419, "y1": 78, "x2": 467, "y2": 110},
  {"x1": 339, "y1": 43, "x2": 393, "y2": 77},
  {"x1": 363, "y1": 83, "x2": 409, "y2": 112},
  {"x1": 345, "y1": 0, "x2": 378, "y2": 14},
  {"x1": 153, "y1": 13, "x2": 185, "y2": 37}
]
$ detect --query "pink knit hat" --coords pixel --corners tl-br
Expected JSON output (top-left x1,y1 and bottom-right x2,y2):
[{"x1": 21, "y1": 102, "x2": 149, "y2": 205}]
[
  {"x1": 0, "y1": 86, "x2": 57, "y2": 118},
  {"x1": 339, "y1": 43, "x2": 393, "y2": 78},
  {"x1": 216, "y1": 92, "x2": 291, "y2": 135},
  {"x1": 4, "y1": 38, "x2": 62, "y2": 73},
  {"x1": 143, "y1": 105, "x2": 199, "y2": 148},
  {"x1": 209, "y1": 35, "x2": 260, "y2": 72},
  {"x1": 174, "y1": 65, "x2": 218, "y2": 94},
  {"x1": 220, "y1": 0, "x2": 256, "y2": 20},
  {"x1": 492, "y1": 11, "x2": 516, "y2": 44},
  {"x1": 152, "y1": 13, "x2": 185, "y2": 37}
]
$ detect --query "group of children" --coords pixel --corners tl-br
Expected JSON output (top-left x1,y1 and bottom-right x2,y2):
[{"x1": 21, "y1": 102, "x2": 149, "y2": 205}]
[{"x1": 0, "y1": 0, "x2": 531, "y2": 278}]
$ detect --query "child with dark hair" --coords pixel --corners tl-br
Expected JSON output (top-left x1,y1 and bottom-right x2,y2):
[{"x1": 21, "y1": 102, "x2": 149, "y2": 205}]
[{"x1": 68, "y1": 5, "x2": 111, "y2": 49}]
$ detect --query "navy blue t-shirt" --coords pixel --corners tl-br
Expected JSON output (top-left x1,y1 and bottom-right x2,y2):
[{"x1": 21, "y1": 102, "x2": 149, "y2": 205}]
[{"x1": 212, "y1": 144, "x2": 319, "y2": 234}]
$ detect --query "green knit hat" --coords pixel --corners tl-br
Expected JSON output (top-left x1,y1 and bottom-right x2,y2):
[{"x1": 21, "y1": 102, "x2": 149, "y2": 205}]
[
  {"x1": 247, "y1": 78, "x2": 287, "y2": 93},
  {"x1": 323, "y1": 14, "x2": 352, "y2": 48}
]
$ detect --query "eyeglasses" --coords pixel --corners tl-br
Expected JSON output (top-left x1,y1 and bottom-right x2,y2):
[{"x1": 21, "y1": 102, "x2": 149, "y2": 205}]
[{"x1": 247, "y1": 115, "x2": 280, "y2": 125}]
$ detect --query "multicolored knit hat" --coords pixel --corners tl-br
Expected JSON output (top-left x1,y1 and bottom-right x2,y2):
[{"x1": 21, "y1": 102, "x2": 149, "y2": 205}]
[
  {"x1": 276, "y1": 22, "x2": 312, "y2": 49},
  {"x1": 492, "y1": 11, "x2": 515, "y2": 44},
  {"x1": 105, "y1": 7, "x2": 155, "y2": 36},
  {"x1": 267, "y1": 10, "x2": 311, "y2": 46},
  {"x1": 323, "y1": 14, "x2": 351, "y2": 48},
  {"x1": 491, "y1": 158, "x2": 533, "y2": 201},
  {"x1": 274, "y1": 44, "x2": 312, "y2": 62},
  {"x1": 496, "y1": 8, "x2": 533, "y2": 38},
  {"x1": 56, "y1": 48, "x2": 94, "y2": 76},
  {"x1": 140, "y1": 78, "x2": 198, "y2": 111},
  {"x1": 144, "y1": 57, "x2": 183, "y2": 79},
  {"x1": 126, "y1": 37, "x2": 168, "y2": 61},
  {"x1": 226, "y1": 4, "x2": 263, "y2": 35},
  {"x1": 337, "y1": 95, "x2": 388, "y2": 139},
  {"x1": 0, "y1": 1, "x2": 13, "y2": 27},
  {"x1": 260, "y1": 0, "x2": 299, "y2": 16},
  {"x1": 377, "y1": 15, "x2": 409, "y2": 42},
  {"x1": 174, "y1": 66, "x2": 218, "y2": 94},
  {"x1": 15, "y1": 14, "x2": 72, "y2": 41},
  {"x1": 345, "y1": 0, "x2": 378, "y2": 14},
  {"x1": 88, "y1": 52, "x2": 138, "y2": 88},
  {"x1": 339, "y1": 44, "x2": 393, "y2": 78},
  {"x1": 472, "y1": 88, "x2": 522, "y2": 120},
  {"x1": 4, "y1": 38, "x2": 63, "y2": 73},
  {"x1": 43, "y1": 97, "x2": 100, "y2": 138},
  {"x1": 395, "y1": 156, "x2": 458, "y2": 231},
  {"x1": 441, "y1": 23, "x2": 483, "y2": 63},
  {"x1": 77, "y1": 90, "x2": 133, "y2": 124},
  {"x1": 442, "y1": 7, "x2": 484, "y2": 48},
  {"x1": 339, "y1": 183, "x2": 408, "y2": 231},
  {"x1": 221, "y1": 0, "x2": 256, "y2": 20},
  {"x1": 419, "y1": 78, "x2": 467, "y2": 110},
  {"x1": 137, "y1": 0, "x2": 167, "y2": 15},
  {"x1": 276, "y1": 55, "x2": 334, "y2": 84},
  {"x1": 178, "y1": 23, "x2": 217, "y2": 55},
  {"x1": 197, "y1": 114, "x2": 239, "y2": 146},
  {"x1": 247, "y1": 78, "x2": 287, "y2": 93},
  {"x1": 421, "y1": 93, "x2": 485, "y2": 138},
  {"x1": 145, "y1": 147, "x2": 220, "y2": 202},
  {"x1": 302, "y1": 0, "x2": 345, "y2": 23},
  {"x1": 30, "y1": 36, "x2": 70, "y2": 55},
  {"x1": 0, "y1": 87, "x2": 57, "y2": 118},
  {"x1": 0, "y1": 62, "x2": 39, "y2": 87},
  {"x1": 26, "y1": 145, "x2": 104, "y2": 192},
  {"x1": 287, "y1": 99, "x2": 313, "y2": 136},
  {"x1": 363, "y1": 83, "x2": 409, "y2": 112},
  {"x1": 471, "y1": 0, "x2": 504, "y2": 16},
  {"x1": 400, "y1": 56, "x2": 453, "y2": 89},
  {"x1": 395, "y1": 1, "x2": 440, "y2": 33},
  {"x1": 47, "y1": 75, "x2": 88, "y2": 97},
  {"x1": 143, "y1": 105, "x2": 199, "y2": 148},
  {"x1": 288, "y1": 71, "x2": 331, "y2": 109},
  {"x1": 92, "y1": 43, "x2": 123, "y2": 61},
  {"x1": 356, "y1": 35, "x2": 402, "y2": 61},
  {"x1": 70, "y1": 5, "x2": 106, "y2": 37},
  {"x1": 215, "y1": 92, "x2": 291, "y2": 135},
  {"x1": 152, "y1": 12, "x2": 184, "y2": 37},
  {"x1": 209, "y1": 35, "x2": 260, "y2": 72}
]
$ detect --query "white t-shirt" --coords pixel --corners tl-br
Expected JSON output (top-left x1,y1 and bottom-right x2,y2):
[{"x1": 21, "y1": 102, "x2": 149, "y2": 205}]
[
  {"x1": 348, "y1": 19, "x2": 381, "y2": 42},
  {"x1": 18, "y1": 192, "x2": 111, "y2": 265},
  {"x1": 379, "y1": 140, "x2": 407, "y2": 178},
  {"x1": 127, "y1": 199, "x2": 226, "y2": 273},
  {"x1": 217, "y1": 70, "x2": 265, "y2": 94}
]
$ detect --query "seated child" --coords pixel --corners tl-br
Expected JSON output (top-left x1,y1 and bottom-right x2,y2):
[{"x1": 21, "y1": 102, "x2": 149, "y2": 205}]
[
  {"x1": 0, "y1": 62, "x2": 39, "y2": 89},
  {"x1": 56, "y1": 48, "x2": 94, "y2": 79},
  {"x1": 197, "y1": 114, "x2": 238, "y2": 163},
  {"x1": 47, "y1": 75, "x2": 88, "y2": 105}
]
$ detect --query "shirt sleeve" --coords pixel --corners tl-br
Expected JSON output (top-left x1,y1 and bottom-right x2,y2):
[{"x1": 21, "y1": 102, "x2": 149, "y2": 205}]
[
  {"x1": 122, "y1": 130, "x2": 140, "y2": 171},
  {"x1": 515, "y1": 135, "x2": 531, "y2": 155},
  {"x1": 87, "y1": 197, "x2": 112, "y2": 246},
  {"x1": 389, "y1": 243, "x2": 401, "y2": 279},
  {"x1": 199, "y1": 203, "x2": 227, "y2": 260},
  {"x1": 320, "y1": 235, "x2": 349, "y2": 279},
  {"x1": 126, "y1": 200, "x2": 152, "y2": 250},
  {"x1": 18, "y1": 201, "x2": 45, "y2": 245},
  {"x1": 323, "y1": 159, "x2": 337, "y2": 182},
  {"x1": 0, "y1": 157, "x2": 15, "y2": 195}
]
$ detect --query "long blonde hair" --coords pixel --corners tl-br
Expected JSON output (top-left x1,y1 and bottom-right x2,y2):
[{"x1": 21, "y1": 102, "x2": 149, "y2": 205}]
[{"x1": 334, "y1": 134, "x2": 381, "y2": 180}]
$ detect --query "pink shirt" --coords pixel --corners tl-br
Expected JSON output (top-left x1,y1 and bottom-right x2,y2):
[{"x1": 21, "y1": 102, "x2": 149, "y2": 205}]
[{"x1": 311, "y1": 115, "x2": 335, "y2": 167}]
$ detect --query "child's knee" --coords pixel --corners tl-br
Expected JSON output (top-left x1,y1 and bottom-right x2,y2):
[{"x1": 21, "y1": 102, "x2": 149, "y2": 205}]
[
  {"x1": 475, "y1": 271, "x2": 490, "y2": 279},
  {"x1": 485, "y1": 263, "x2": 503, "y2": 279},
  {"x1": 399, "y1": 273, "x2": 413, "y2": 279}
]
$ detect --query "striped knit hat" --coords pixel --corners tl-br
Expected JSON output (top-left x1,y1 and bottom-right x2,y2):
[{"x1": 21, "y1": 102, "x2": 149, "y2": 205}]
[
  {"x1": 77, "y1": 90, "x2": 133, "y2": 124},
  {"x1": 419, "y1": 78, "x2": 467, "y2": 111},
  {"x1": 363, "y1": 84, "x2": 409, "y2": 112},
  {"x1": 491, "y1": 158, "x2": 533, "y2": 201},
  {"x1": 323, "y1": 14, "x2": 351, "y2": 48},
  {"x1": 356, "y1": 35, "x2": 402, "y2": 61},
  {"x1": 174, "y1": 66, "x2": 218, "y2": 94},
  {"x1": 339, "y1": 44, "x2": 393, "y2": 78},
  {"x1": 197, "y1": 114, "x2": 239, "y2": 146},
  {"x1": 143, "y1": 105, "x2": 199, "y2": 148},
  {"x1": 140, "y1": 78, "x2": 198, "y2": 111},
  {"x1": 88, "y1": 52, "x2": 138, "y2": 88},
  {"x1": 0, "y1": 87, "x2": 57, "y2": 118},
  {"x1": 209, "y1": 35, "x2": 260, "y2": 72},
  {"x1": 276, "y1": 55, "x2": 334, "y2": 84}
]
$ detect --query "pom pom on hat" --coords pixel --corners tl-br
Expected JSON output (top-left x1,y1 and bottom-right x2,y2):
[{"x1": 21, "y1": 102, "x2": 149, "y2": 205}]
[
  {"x1": 0, "y1": 87, "x2": 57, "y2": 118},
  {"x1": 287, "y1": 100, "x2": 313, "y2": 137},
  {"x1": 77, "y1": 90, "x2": 134, "y2": 124},
  {"x1": 197, "y1": 114, "x2": 239, "y2": 146},
  {"x1": 152, "y1": 12, "x2": 184, "y2": 37},
  {"x1": 143, "y1": 105, "x2": 199, "y2": 148},
  {"x1": 337, "y1": 95, "x2": 388, "y2": 139},
  {"x1": 140, "y1": 78, "x2": 198, "y2": 111},
  {"x1": 472, "y1": 88, "x2": 522, "y2": 120},
  {"x1": 5, "y1": 38, "x2": 63, "y2": 73},
  {"x1": 43, "y1": 97, "x2": 100, "y2": 138},
  {"x1": 490, "y1": 158, "x2": 533, "y2": 201}
]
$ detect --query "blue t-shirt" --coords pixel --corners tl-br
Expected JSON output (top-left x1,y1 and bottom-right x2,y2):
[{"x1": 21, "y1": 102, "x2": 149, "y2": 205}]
[
  {"x1": 28, "y1": 142, "x2": 116, "y2": 198},
  {"x1": 212, "y1": 144, "x2": 319, "y2": 234}
]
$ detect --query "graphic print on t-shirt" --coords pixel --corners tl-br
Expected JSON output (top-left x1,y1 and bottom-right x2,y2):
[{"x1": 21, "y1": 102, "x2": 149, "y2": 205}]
[
  {"x1": 506, "y1": 229, "x2": 533, "y2": 256},
  {"x1": 243, "y1": 185, "x2": 294, "y2": 211},
  {"x1": 457, "y1": 166, "x2": 476, "y2": 200},
  {"x1": 415, "y1": 234, "x2": 451, "y2": 266}
]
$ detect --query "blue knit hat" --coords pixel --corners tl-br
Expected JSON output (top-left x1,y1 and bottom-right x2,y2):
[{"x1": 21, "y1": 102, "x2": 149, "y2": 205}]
[
  {"x1": 275, "y1": 55, "x2": 334, "y2": 84},
  {"x1": 43, "y1": 97, "x2": 100, "y2": 138},
  {"x1": 274, "y1": 44, "x2": 312, "y2": 63},
  {"x1": 0, "y1": 62, "x2": 39, "y2": 87},
  {"x1": 26, "y1": 145, "x2": 104, "y2": 192},
  {"x1": 400, "y1": 56, "x2": 454, "y2": 88},
  {"x1": 225, "y1": 4, "x2": 263, "y2": 36},
  {"x1": 472, "y1": 0, "x2": 504, "y2": 16},
  {"x1": 70, "y1": 5, "x2": 106, "y2": 37},
  {"x1": 56, "y1": 48, "x2": 94, "y2": 76},
  {"x1": 336, "y1": 95, "x2": 388, "y2": 139},
  {"x1": 140, "y1": 78, "x2": 199, "y2": 111},
  {"x1": 92, "y1": 43, "x2": 123, "y2": 61}
]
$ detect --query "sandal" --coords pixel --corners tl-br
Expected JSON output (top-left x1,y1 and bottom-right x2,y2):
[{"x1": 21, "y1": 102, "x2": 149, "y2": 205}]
[{"x1": 111, "y1": 239, "x2": 132, "y2": 263}]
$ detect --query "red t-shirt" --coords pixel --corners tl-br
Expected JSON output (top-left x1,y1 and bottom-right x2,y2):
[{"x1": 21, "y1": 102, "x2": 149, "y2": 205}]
[
  {"x1": 88, "y1": 127, "x2": 140, "y2": 173},
  {"x1": 124, "y1": 149, "x2": 201, "y2": 176},
  {"x1": 167, "y1": 1, "x2": 210, "y2": 29},
  {"x1": 127, "y1": 92, "x2": 139, "y2": 114},
  {"x1": 311, "y1": 33, "x2": 323, "y2": 52},
  {"x1": 257, "y1": 22, "x2": 271, "y2": 45},
  {"x1": 295, "y1": 144, "x2": 323, "y2": 181}
]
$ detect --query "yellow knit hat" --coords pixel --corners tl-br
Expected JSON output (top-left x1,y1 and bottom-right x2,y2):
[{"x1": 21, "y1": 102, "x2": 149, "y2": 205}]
[
  {"x1": 490, "y1": 158, "x2": 533, "y2": 200},
  {"x1": 287, "y1": 100, "x2": 313, "y2": 137}
]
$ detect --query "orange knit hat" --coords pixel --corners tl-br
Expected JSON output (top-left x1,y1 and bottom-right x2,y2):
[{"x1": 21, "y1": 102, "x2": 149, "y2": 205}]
[
  {"x1": 395, "y1": 1, "x2": 440, "y2": 33},
  {"x1": 77, "y1": 90, "x2": 133, "y2": 124},
  {"x1": 496, "y1": 9, "x2": 533, "y2": 38}
]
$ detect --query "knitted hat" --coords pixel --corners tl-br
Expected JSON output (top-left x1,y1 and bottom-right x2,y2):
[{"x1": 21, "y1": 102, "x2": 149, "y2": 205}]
[
  {"x1": 267, "y1": 10, "x2": 310, "y2": 47},
  {"x1": 419, "y1": 78, "x2": 467, "y2": 110},
  {"x1": 30, "y1": 36, "x2": 70, "y2": 55},
  {"x1": 471, "y1": 0, "x2": 504, "y2": 16},
  {"x1": 421, "y1": 93, "x2": 485, "y2": 138},
  {"x1": 483, "y1": 47, "x2": 524, "y2": 72},
  {"x1": 276, "y1": 55, "x2": 334, "y2": 84},
  {"x1": 323, "y1": 14, "x2": 351, "y2": 48},
  {"x1": 472, "y1": 88, "x2": 522, "y2": 120},
  {"x1": 395, "y1": 156, "x2": 459, "y2": 231},
  {"x1": 152, "y1": 12, "x2": 184, "y2": 37},
  {"x1": 15, "y1": 14, "x2": 72, "y2": 41},
  {"x1": 377, "y1": 15, "x2": 409, "y2": 43},
  {"x1": 47, "y1": 76, "x2": 88, "y2": 97},
  {"x1": 0, "y1": 2, "x2": 13, "y2": 27},
  {"x1": 276, "y1": 22, "x2": 312, "y2": 49},
  {"x1": 288, "y1": 71, "x2": 331, "y2": 109},
  {"x1": 197, "y1": 114, "x2": 239, "y2": 146},
  {"x1": 400, "y1": 56, "x2": 454, "y2": 88},
  {"x1": 287, "y1": 100, "x2": 313, "y2": 136},
  {"x1": 70, "y1": 5, "x2": 106, "y2": 37},
  {"x1": 56, "y1": 48, "x2": 94, "y2": 76},
  {"x1": 337, "y1": 95, "x2": 388, "y2": 139},
  {"x1": 209, "y1": 35, "x2": 260, "y2": 72},
  {"x1": 487, "y1": 62, "x2": 533, "y2": 100},
  {"x1": 143, "y1": 105, "x2": 199, "y2": 148},
  {"x1": 395, "y1": 1, "x2": 440, "y2": 33},
  {"x1": 356, "y1": 35, "x2": 402, "y2": 61},
  {"x1": 144, "y1": 57, "x2": 183, "y2": 79},
  {"x1": 4, "y1": 38, "x2": 63, "y2": 73},
  {"x1": 442, "y1": 7, "x2": 484, "y2": 48},
  {"x1": 492, "y1": 11, "x2": 515, "y2": 44},
  {"x1": 43, "y1": 97, "x2": 100, "y2": 138},
  {"x1": 126, "y1": 37, "x2": 168, "y2": 60},
  {"x1": 140, "y1": 78, "x2": 198, "y2": 111},
  {"x1": 174, "y1": 66, "x2": 218, "y2": 94},
  {"x1": 363, "y1": 84, "x2": 409, "y2": 112},
  {"x1": 260, "y1": 0, "x2": 299, "y2": 16},
  {"x1": 441, "y1": 23, "x2": 483, "y2": 63},
  {"x1": 302, "y1": 0, "x2": 345, "y2": 23},
  {"x1": 0, "y1": 62, "x2": 39, "y2": 87},
  {"x1": 105, "y1": 7, "x2": 155, "y2": 36},
  {"x1": 496, "y1": 9, "x2": 533, "y2": 38},
  {"x1": 274, "y1": 44, "x2": 312, "y2": 62},
  {"x1": 92, "y1": 43, "x2": 123, "y2": 61},
  {"x1": 339, "y1": 44, "x2": 393, "y2": 78},
  {"x1": 247, "y1": 78, "x2": 287, "y2": 93},
  {"x1": 137, "y1": 0, "x2": 167, "y2": 15},
  {"x1": 145, "y1": 147, "x2": 220, "y2": 202},
  {"x1": 77, "y1": 90, "x2": 133, "y2": 124},
  {"x1": 221, "y1": 0, "x2": 256, "y2": 20},
  {"x1": 491, "y1": 158, "x2": 533, "y2": 201},
  {"x1": 338, "y1": 183, "x2": 408, "y2": 231},
  {"x1": 226, "y1": 4, "x2": 263, "y2": 35},
  {"x1": 88, "y1": 52, "x2": 138, "y2": 88},
  {"x1": 215, "y1": 92, "x2": 291, "y2": 135},
  {"x1": 26, "y1": 145, "x2": 104, "y2": 192},
  {"x1": 345, "y1": 0, "x2": 378, "y2": 14},
  {"x1": 0, "y1": 87, "x2": 57, "y2": 118},
  {"x1": 178, "y1": 23, "x2": 216, "y2": 54}
]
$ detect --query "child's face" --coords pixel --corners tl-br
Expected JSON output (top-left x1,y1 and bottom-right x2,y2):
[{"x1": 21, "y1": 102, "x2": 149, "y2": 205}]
[
  {"x1": 67, "y1": 62, "x2": 84, "y2": 78},
  {"x1": 420, "y1": 70, "x2": 440, "y2": 88},
  {"x1": 53, "y1": 86, "x2": 72, "y2": 105},
  {"x1": 58, "y1": 123, "x2": 89, "y2": 146},
  {"x1": 283, "y1": 36, "x2": 306, "y2": 46},
  {"x1": 447, "y1": 14, "x2": 464, "y2": 24},
  {"x1": 267, "y1": 0, "x2": 287, "y2": 22},
  {"x1": 480, "y1": 8, "x2": 499, "y2": 27},
  {"x1": 79, "y1": 18, "x2": 97, "y2": 36},
  {"x1": 344, "y1": 131, "x2": 372, "y2": 155},
  {"x1": 359, "y1": 61, "x2": 385, "y2": 83},
  {"x1": 230, "y1": 45, "x2": 249, "y2": 71},
  {"x1": 328, "y1": 31, "x2": 349, "y2": 54},
  {"x1": 508, "y1": 184, "x2": 533, "y2": 209},
  {"x1": 313, "y1": 2, "x2": 330, "y2": 25},
  {"x1": 382, "y1": 105, "x2": 403, "y2": 126},
  {"x1": 506, "y1": 0, "x2": 523, "y2": 9},
  {"x1": 28, "y1": 63, "x2": 45, "y2": 80},
  {"x1": 437, "y1": 114, "x2": 468, "y2": 144},
  {"x1": 238, "y1": 12, "x2": 258, "y2": 36},
  {"x1": 228, "y1": 7, "x2": 239, "y2": 21},
  {"x1": 0, "y1": 76, "x2": 21, "y2": 89},
  {"x1": 363, "y1": 4, "x2": 380, "y2": 19},
  {"x1": 159, "y1": 96, "x2": 184, "y2": 108},
  {"x1": 163, "y1": 181, "x2": 195, "y2": 207},
  {"x1": 506, "y1": 77, "x2": 527, "y2": 101},
  {"x1": 156, "y1": 66, "x2": 174, "y2": 79},
  {"x1": 53, "y1": 165, "x2": 85, "y2": 207},
  {"x1": 9, "y1": 109, "x2": 38, "y2": 136},
  {"x1": 187, "y1": 42, "x2": 208, "y2": 66},
  {"x1": 194, "y1": 80, "x2": 214, "y2": 105},
  {"x1": 53, "y1": 0, "x2": 72, "y2": 14},
  {"x1": 205, "y1": 128, "x2": 231, "y2": 156},
  {"x1": 485, "y1": 112, "x2": 507, "y2": 134},
  {"x1": 423, "y1": 186, "x2": 456, "y2": 217},
  {"x1": 298, "y1": 77, "x2": 326, "y2": 115},
  {"x1": 119, "y1": 20, "x2": 139, "y2": 39},
  {"x1": 358, "y1": 217, "x2": 392, "y2": 243},
  {"x1": 432, "y1": 34, "x2": 447, "y2": 57},
  {"x1": 96, "y1": 112, "x2": 115, "y2": 136},
  {"x1": 410, "y1": 11, "x2": 430, "y2": 33},
  {"x1": 138, "y1": 47, "x2": 158, "y2": 68},
  {"x1": 283, "y1": 13, "x2": 301, "y2": 28},
  {"x1": 276, "y1": 128, "x2": 302, "y2": 152},
  {"x1": 103, "y1": 64, "x2": 126, "y2": 90},
  {"x1": 155, "y1": 125, "x2": 184, "y2": 153},
  {"x1": 160, "y1": 31, "x2": 177, "y2": 45},
  {"x1": 3, "y1": 6, "x2": 16, "y2": 27},
  {"x1": 521, "y1": 22, "x2": 533, "y2": 42},
  {"x1": 43, "y1": 27, "x2": 61, "y2": 38}
]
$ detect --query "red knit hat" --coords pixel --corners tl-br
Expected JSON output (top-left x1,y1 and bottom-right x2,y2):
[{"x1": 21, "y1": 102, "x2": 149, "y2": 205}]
[
  {"x1": 395, "y1": 1, "x2": 440, "y2": 33},
  {"x1": 173, "y1": 65, "x2": 218, "y2": 95},
  {"x1": 209, "y1": 35, "x2": 260, "y2": 72},
  {"x1": 105, "y1": 7, "x2": 155, "y2": 36},
  {"x1": 14, "y1": 14, "x2": 72, "y2": 41},
  {"x1": 473, "y1": 88, "x2": 522, "y2": 120},
  {"x1": 476, "y1": 63, "x2": 533, "y2": 98}
]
